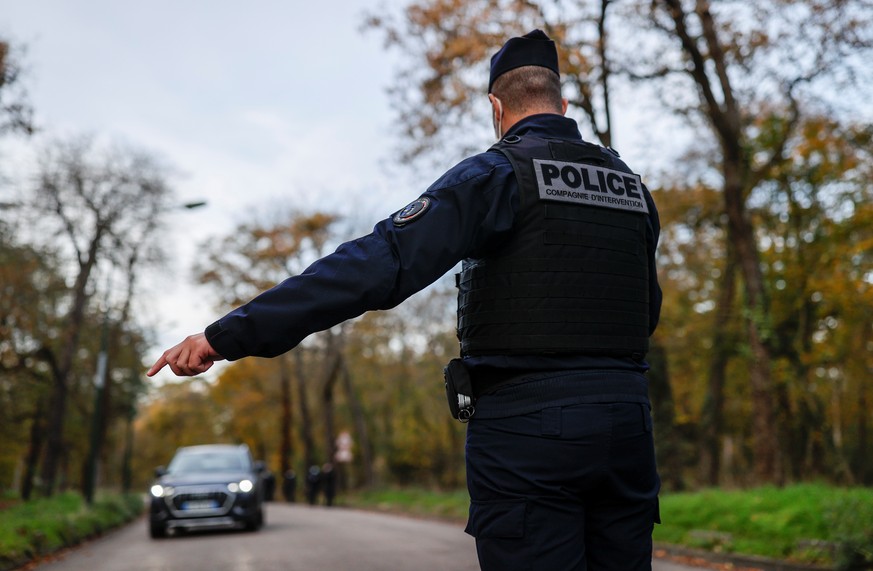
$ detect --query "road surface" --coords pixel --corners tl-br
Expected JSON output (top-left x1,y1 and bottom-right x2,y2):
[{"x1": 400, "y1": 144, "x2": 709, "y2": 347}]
[{"x1": 28, "y1": 503, "x2": 705, "y2": 571}]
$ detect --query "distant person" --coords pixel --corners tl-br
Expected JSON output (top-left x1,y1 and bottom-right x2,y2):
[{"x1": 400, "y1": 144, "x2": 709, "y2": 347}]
[
  {"x1": 321, "y1": 463, "x2": 337, "y2": 507},
  {"x1": 149, "y1": 29, "x2": 661, "y2": 570},
  {"x1": 305, "y1": 465, "x2": 321, "y2": 506},
  {"x1": 282, "y1": 469, "x2": 297, "y2": 503},
  {"x1": 262, "y1": 470, "x2": 276, "y2": 502}
]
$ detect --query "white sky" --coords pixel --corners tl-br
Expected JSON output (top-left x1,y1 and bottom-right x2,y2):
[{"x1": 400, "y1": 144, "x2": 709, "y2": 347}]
[{"x1": 1, "y1": 0, "x2": 432, "y2": 377}]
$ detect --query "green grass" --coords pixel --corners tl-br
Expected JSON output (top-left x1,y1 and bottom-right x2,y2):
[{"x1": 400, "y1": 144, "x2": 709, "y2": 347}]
[
  {"x1": 656, "y1": 484, "x2": 873, "y2": 568},
  {"x1": 0, "y1": 491, "x2": 144, "y2": 570},
  {"x1": 343, "y1": 484, "x2": 873, "y2": 568},
  {"x1": 343, "y1": 487, "x2": 470, "y2": 521}
]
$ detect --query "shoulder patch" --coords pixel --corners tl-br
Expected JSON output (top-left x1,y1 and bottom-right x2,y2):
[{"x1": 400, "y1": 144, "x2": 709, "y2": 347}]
[{"x1": 393, "y1": 197, "x2": 431, "y2": 226}]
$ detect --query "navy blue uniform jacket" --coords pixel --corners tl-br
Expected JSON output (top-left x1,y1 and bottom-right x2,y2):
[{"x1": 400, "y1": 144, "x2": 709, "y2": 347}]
[{"x1": 205, "y1": 114, "x2": 661, "y2": 375}]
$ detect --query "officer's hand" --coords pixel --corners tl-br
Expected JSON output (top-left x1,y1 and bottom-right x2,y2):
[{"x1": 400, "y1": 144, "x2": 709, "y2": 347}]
[{"x1": 147, "y1": 333, "x2": 224, "y2": 377}]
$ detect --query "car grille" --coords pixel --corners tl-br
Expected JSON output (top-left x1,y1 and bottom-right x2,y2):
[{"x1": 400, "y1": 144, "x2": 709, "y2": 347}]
[{"x1": 165, "y1": 485, "x2": 234, "y2": 517}]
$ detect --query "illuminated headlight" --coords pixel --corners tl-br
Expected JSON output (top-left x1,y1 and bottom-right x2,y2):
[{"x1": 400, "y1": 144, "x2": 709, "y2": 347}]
[
  {"x1": 227, "y1": 479, "x2": 254, "y2": 493},
  {"x1": 150, "y1": 484, "x2": 164, "y2": 497},
  {"x1": 151, "y1": 485, "x2": 174, "y2": 497}
]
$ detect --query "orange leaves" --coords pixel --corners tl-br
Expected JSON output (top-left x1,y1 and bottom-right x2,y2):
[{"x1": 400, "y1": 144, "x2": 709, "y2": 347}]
[{"x1": 195, "y1": 210, "x2": 340, "y2": 309}]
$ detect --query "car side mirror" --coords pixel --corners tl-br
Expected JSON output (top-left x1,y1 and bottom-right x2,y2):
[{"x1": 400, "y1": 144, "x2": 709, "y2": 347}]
[
  {"x1": 253, "y1": 461, "x2": 266, "y2": 473},
  {"x1": 154, "y1": 466, "x2": 167, "y2": 478}
]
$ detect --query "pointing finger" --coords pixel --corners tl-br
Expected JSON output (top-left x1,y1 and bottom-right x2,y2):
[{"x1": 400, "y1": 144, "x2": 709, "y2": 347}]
[{"x1": 147, "y1": 355, "x2": 168, "y2": 377}]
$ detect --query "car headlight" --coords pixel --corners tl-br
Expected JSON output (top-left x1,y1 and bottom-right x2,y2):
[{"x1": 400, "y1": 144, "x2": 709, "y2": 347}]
[
  {"x1": 150, "y1": 484, "x2": 174, "y2": 497},
  {"x1": 227, "y1": 479, "x2": 254, "y2": 493}
]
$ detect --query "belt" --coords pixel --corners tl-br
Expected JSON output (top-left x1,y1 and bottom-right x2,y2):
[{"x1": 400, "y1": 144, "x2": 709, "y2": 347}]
[{"x1": 471, "y1": 369, "x2": 650, "y2": 419}]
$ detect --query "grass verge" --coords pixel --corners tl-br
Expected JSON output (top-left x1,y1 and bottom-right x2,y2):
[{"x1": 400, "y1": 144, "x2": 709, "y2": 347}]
[
  {"x1": 344, "y1": 487, "x2": 470, "y2": 522},
  {"x1": 655, "y1": 484, "x2": 873, "y2": 569},
  {"x1": 0, "y1": 491, "x2": 144, "y2": 571},
  {"x1": 343, "y1": 483, "x2": 873, "y2": 569}
]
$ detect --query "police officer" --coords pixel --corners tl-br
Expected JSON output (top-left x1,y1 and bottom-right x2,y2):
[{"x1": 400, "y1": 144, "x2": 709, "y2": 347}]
[
  {"x1": 305, "y1": 465, "x2": 321, "y2": 506},
  {"x1": 149, "y1": 29, "x2": 661, "y2": 571},
  {"x1": 321, "y1": 462, "x2": 337, "y2": 506},
  {"x1": 282, "y1": 469, "x2": 297, "y2": 503}
]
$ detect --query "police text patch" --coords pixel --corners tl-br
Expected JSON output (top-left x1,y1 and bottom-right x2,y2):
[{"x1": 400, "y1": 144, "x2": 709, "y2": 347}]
[
  {"x1": 533, "y1": 159, "x2": 649, "y2": 214},
  {"x1": 393, "y1": 197, "x2": 431, "y2": 226}
]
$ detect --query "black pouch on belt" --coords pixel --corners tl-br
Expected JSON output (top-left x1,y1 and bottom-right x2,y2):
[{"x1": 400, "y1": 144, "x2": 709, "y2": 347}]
[{"x1": 444, "y1": 358, "x2": 476, "y2": 422}]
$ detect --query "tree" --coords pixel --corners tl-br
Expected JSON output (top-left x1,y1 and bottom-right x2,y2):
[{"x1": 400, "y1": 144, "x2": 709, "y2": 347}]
[
  {"x1": 364, "y1": 0, "x2": 620, "y2": 164},
  {"x1": 26, "y1": 136, "x2": 175, "y2": 495},
  {"x1": 0, "y1": 38, "x2": 34, "y2": 136},
  {"x1": 634, "y1": 0, "x2": 872, "y2": 481},
  {"x1": 195, "y1": 209, "x2": 358, "y2": 479},
  {"x1": 132, "y1": 379, "x2": 223, "y2": 477},
  {"x1": 752, "y1": 116, "x2": 873, "y2": 483},
  {"x1": 0, "y1": 227, "x2": 65, "y2": 495}
]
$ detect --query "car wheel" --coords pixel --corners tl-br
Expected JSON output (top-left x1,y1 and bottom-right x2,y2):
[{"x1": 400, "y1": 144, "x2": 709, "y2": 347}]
[{"x1": 149, "y1": 521, "x2": 167, "y2": 539}]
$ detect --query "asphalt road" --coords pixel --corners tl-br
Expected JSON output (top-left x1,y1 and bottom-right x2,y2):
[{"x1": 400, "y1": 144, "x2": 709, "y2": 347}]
[{"x1": 28, "y1": 503, "x2": 704, "y2": 571}]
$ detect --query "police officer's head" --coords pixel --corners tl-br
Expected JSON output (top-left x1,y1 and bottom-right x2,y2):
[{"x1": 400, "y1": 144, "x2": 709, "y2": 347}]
[{"x1": 488, "y1": 29, "x2": 568, "y2": 139}]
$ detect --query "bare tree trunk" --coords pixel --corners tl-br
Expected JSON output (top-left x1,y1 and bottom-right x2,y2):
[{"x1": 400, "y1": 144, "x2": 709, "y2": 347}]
[
  {"x1": 831, "y1": 378, "x2": 856, "y2": 485},
  {"x1": 858, "y1": 388, "x2": 870, "y2": 484},
  {"x1": 595, "y1": 0, "x2": 613, "y2": 147},
  {"x1": 647, "y1": 342, "x2": 684, "y2": 491},
  {"x1": 725, "y1": 170, "x2": 779, "y2": 483},
  {"x1": 278, "y1": 355, "x2": 293, "y2": 476},
  {"x1": 21, "y1": 401, "x2": 45, "y2": 500},
  {"x1": 293, "y1": 349, "x2": 317, "y2": 470},
  {"x1": 321, "y1": 350, "x2": 343, "y2": 466},
  {"x1": 700, "y1": 248, "x2": 737, "y2": 486},
  {"x1": 660, "y1": 0, "x2": 781, "y2": 484},
  {"x1": 40, "y1": 239, "x2": 100, "y2": 496},
  {"x1": 340, "y1": 360, "x2": 375, "y2": 488}
]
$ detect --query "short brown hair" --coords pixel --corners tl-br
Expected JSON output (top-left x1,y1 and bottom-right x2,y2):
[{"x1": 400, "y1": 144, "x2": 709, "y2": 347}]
[{"x1": 491, "y1": 65, "x2": 562, "y2": 114}]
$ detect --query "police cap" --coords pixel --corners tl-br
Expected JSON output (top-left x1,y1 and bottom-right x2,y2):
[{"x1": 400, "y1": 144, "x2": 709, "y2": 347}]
[{"x1": 488, "y1": 29, "x2": 559, "y2": 93}]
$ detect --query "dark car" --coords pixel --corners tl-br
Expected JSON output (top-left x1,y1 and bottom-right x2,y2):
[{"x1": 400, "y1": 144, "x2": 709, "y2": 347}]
[{"x1": 149, "y1": 444, "x2": 266, "y2": 538}]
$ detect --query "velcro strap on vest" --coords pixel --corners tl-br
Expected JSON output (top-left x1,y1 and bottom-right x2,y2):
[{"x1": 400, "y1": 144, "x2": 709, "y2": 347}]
[
  {"x1": 544, "y1": 231, "x2": 640, "y2": 254},
  {"x1": 458, "y1": 308, "x2": 649, "y2": 329},
  {"x1": 461, "y1": 334, "x2": 649, "y2": 356},
  {"x1": 458, "y1": 283, "x2": 648, "y2": 307},
  {"x1": 458, "y1": 256, "x2": 647, "y2": 282}
]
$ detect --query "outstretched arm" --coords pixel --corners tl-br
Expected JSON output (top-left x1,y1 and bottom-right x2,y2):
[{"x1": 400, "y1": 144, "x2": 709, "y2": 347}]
[
  {"x1": 148, "y1": 153, "x2": 514, "y2": 376},
  {"x1": 147, "y1": 333, "x2": 224, "y2": 377}
]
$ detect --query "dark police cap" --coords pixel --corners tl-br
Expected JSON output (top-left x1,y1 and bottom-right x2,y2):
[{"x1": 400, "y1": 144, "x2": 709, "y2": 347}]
[{"x1": 488, "y1": 29, "x2": 559, "y2": 93}]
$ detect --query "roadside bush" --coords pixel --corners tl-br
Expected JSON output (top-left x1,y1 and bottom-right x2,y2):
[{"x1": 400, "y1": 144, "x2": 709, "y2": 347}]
[
  {"x1": 0, "y1": 492, "x2": 143, "y2": 571},
  {"x1": 827, "y1": 496, "x2": 873, "y2": 571}
]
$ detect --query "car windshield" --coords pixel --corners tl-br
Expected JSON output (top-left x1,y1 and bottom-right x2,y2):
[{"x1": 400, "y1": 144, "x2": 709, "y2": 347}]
[{"x1": 168, "y1": 450, "x2": 248, "y2": 474}]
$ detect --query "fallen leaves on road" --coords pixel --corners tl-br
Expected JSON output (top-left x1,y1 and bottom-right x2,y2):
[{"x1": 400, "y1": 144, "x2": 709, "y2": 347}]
[{"x1": 654, "y1": 548, "x2": 765, "y2": 571}]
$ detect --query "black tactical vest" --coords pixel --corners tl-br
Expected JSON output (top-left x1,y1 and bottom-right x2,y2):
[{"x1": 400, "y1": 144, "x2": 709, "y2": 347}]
[{"x1": 456, "y1": 135, "x2": 651, "y2": 358}]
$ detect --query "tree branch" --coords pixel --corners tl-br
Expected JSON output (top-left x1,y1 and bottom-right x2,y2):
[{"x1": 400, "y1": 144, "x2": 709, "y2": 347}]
[{"x1": 659, "y1": 0, "x2": 734, "y2": 145}]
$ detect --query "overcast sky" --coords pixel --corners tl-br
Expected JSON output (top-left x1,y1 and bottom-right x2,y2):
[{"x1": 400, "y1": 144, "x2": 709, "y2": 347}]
[{"x1": 1, "y1": 0, "x2": 440, "y2": 374}]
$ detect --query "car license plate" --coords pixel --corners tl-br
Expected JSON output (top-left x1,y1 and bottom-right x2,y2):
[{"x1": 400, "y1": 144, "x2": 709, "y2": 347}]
[{"x1": 182, "y1": 500, "x2": 217, "y2": 510}]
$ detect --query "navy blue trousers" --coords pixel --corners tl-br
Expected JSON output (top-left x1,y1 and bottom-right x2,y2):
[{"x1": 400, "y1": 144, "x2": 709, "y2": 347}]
[{"x1": 464, "y1": 387, "x2": 660, "y2": 570}]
